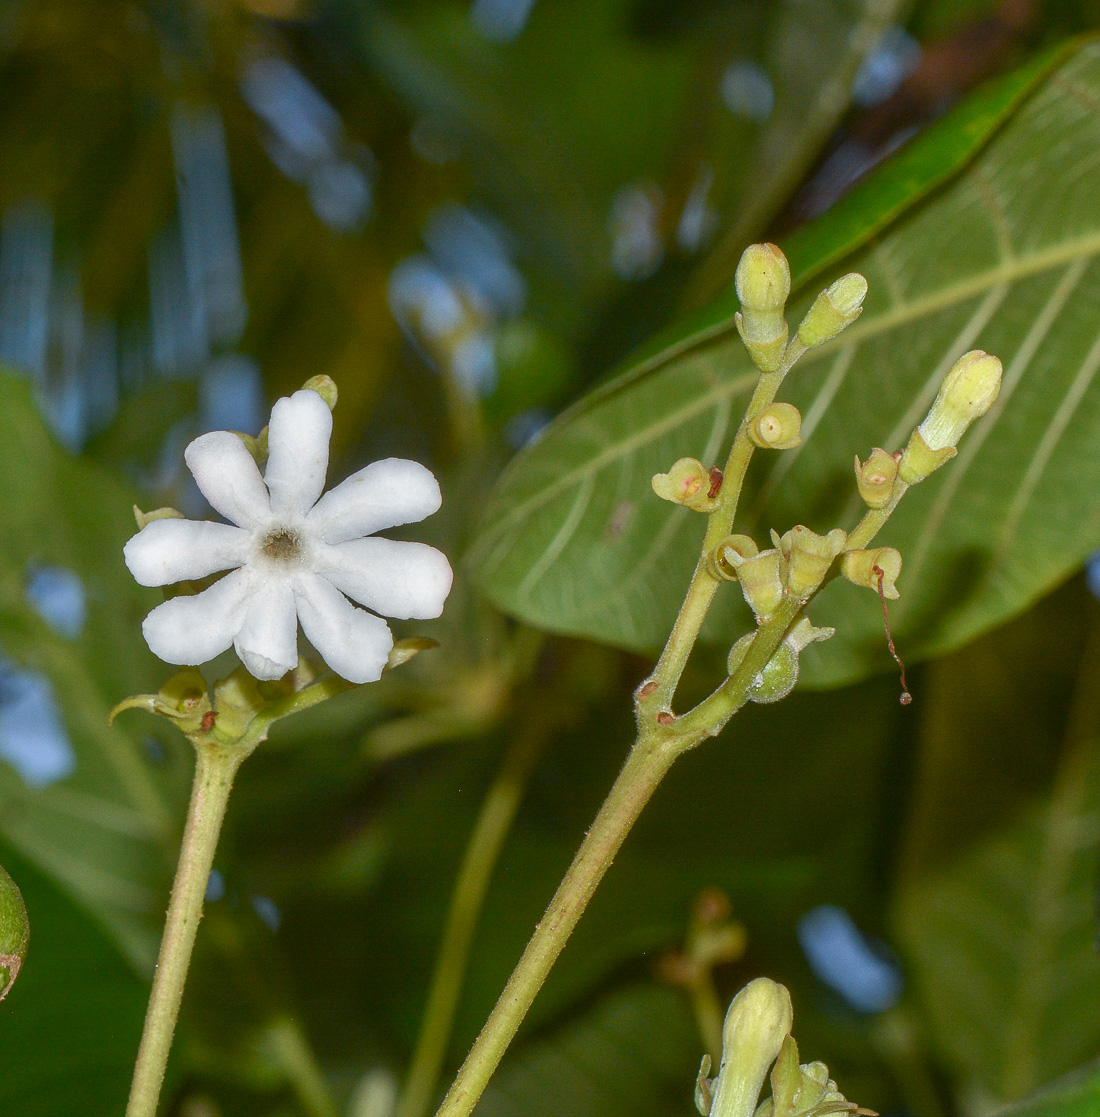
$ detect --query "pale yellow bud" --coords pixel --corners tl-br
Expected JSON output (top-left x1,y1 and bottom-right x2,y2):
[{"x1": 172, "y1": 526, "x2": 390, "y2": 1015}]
[
  {"x1": 735, "y1": 244, "x2": 791, "y2": 373},
  {"x1": 751, "y1": 403, "x2": 802, "y2": 450},
  {"x1": 779, "y1": 525, "x2": 847, "y2": 598},
  {"x1": 736, "y1": 549, "x2": 785, "y2": 618},
  {"x1": 917, "y1": 350, "x2": 1002, "y2": 452},
  {"x1": 796, "y1": 273, "x2": 867, "y2": 348},
  {"x1": 854, "y1": 448, "x2": 899, "y2": 508},
  {"x1": 709, "y1": 978, "x2": 793, "y2": 1117},
  {"x1": 841, "y1": 547, "x2": 902, "y2": 599},
  {"x1": 735, "y1": 244, "x2": 791, "y2": 312},
  {"x1": 652, "y1": 457, "x2": 716, "y2": 512}
]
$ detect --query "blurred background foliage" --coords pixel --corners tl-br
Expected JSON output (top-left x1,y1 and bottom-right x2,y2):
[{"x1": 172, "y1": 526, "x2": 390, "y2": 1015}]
[{"x1": 0, "y1": 1, "x2": 1098, "y2": 1116}]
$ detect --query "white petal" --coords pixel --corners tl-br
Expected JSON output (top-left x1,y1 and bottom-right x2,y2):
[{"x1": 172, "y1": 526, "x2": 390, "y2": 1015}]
[
  {"x1": 234, "y1": 578, "x2": 298, "y2": 681},
  {"x1": 186, "y1": 431, "x2": 271, "y2": 529},
  {"x1": 316, "y1": 538, "x2": 452, "y2": 620},
  {"x1": 124, "y1": 519, "x2": 250, "y2": 587},
  {"x1": 306, "y1": 458, "x2": 441, "y2": 544},
  {"x1": 141, "y1": 569, "x2": 253, "y2": 666},
  {"x1": 264, "y1": 390, "x2": 332, "y2": 519},
  {"x1": 294, "y1": 573, "x2": 393, "y2": 684}
]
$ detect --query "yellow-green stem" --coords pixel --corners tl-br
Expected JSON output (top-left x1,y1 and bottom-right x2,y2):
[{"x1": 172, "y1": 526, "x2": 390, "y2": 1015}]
[
  {"x1": 125, "y1": 742, "x2": 245, "y2": 1117},
  {"x1": 432, "y1": 735, "x2": 679, "y2": 1117},
  {"x1": 399, "y1": 723, "x2": 548, "y2": 1117}
]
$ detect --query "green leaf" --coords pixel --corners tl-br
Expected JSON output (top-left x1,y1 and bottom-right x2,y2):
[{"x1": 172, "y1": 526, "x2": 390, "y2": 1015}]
[
  {"x1": 0, "y1": 371, "x2": 181, "y2": 969},
  {"x1": 893, "y1": 621, "x2": 1100, "y2": 1104},
  {"x1": 991, "y1": 1061, "x2": 1100, "y2": 1117},
  {"x1": 470, "y1": 41, "x2": 1100, "y2": 685},
  {"x1": 0, "y1": 842, "x2": 146, "y2": 1116}
]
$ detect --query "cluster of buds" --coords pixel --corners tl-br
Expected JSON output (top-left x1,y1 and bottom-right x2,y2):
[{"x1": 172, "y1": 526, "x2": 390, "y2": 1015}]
[
  {"x1": 735, "y1": 244, "x2": 867, "y2": 374},
  {"x1": 695, "y1": 978, "x2": 874, "y2": 1117}
]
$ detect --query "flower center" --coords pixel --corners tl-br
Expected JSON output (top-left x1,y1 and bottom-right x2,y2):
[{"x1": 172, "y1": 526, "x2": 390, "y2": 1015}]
[{"x1": 262, "y1": 528, "x2": 302, "y2": 562}]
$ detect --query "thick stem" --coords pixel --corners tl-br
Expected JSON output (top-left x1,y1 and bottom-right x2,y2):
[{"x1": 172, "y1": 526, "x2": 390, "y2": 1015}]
[
  {"x1": 126, "y1": 743, "x2": 244, "y2": 1117},
  {"x1": 399, "y1": 722, "x2": 548, "y2": 1117},
  {"x1": 432, "y1": 736, "x2": 679, "y2": 1117}
]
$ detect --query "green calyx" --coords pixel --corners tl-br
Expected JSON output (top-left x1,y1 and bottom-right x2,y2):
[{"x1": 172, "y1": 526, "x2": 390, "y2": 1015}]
[{"x1": 0, "y1": 862, "x2": 29, "y2": 1001}]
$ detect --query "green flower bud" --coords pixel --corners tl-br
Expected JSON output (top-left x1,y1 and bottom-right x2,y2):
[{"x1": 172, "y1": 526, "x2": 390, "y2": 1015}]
[
  {"x1": 735, "y1": 244, "x2": 791, "y2": 373},
  {"x1": 0, "y1": 862, "x2": 29, "y2": 1001},
  {"x1": 841, "y1": 547, "x2": 902, "y2": 599},
  {"x1": 109, "y1": 667, "x2": 212, "y2": 736},
  {"x1": 917, "y1": 349, "x2": 1002, "y2": 452},
  {"x1": 302, "y1": 374, "x2": 338, "y2": 410},
  {"x1": 709, "y1": 978, "x2": 793, "y2": 1117},
  {"x1": 796, "y1": 273, "x2": 867, "y2": 348},
  {"x1": 751, "y1": 403, "x2": 803, "y2": 450},
  {"x1": 710, "y1": 534, "x2": 760, "y2": 581},
  {"x1": 735, "y1": 244, "x2": 791, "y2": 312},
  {"x1": 853, "y1": 448, "x2": 899, "y2": 509},
  {"x1": 652, "y1": 457, "x2": 718, "y2": 512},
  {"x1": 779, "y1": 526, "x2": 847, "y2": 598},
  {"x1": 736, "y1": 549, "x2": 786, "y2": 618},
  {"x1": 727, "y1": 635, "x2": 799, "y2": 704}
]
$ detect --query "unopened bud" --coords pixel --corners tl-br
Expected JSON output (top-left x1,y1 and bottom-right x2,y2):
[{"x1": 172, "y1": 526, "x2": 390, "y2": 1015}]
[
  {"x1": 917, "y1": 350, "x2": 1002, "y2": 452},
  {"x1": 796, "y1": 273, "x2": 867, "y2": 348},
  {"x1": 709, "y1": 978, "x2": 793, "y2": 1117},
  {"x1": 751, "y1": 403, "x2": 802, "y2": 450},
  {"x1": 652, "y1": 458, "x2": 717, "y2": 512},
  {"x1": 780, "y1": 526, "x2": 847, "y2": 598},
  {"x1": 735, "y1": 244, "x2": 791, "y2": 312},
  {"x1": 735, "y1": 244, "x2": 791, "y2": 373},
  {"x1": 0, "y1": 862, "x2": 29, "y2": 1001},
  {"x1": 841, "y1": 547, "x2": 902, "y2": 599},
  {"x1": 854, "y1": 448, "x2": 899, "y2": 509},
  {"x1": 710, "y1": 534, "x2": 760, "y2": 581},
  {"x1": 302, "y1": 374, "x2": 338, "y2": 410},
  {"x1": 735, "y1": 549, "x2": 785, "y2": 618}
]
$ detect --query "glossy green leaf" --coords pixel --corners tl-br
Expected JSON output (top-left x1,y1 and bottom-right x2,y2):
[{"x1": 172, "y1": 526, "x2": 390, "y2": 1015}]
[
  {"x1": 470, "y1": 41, "x2": 1100, "y2": 686},
  {"x1": 0, "y1": 842, "x2": 146, "y2": 1115},
  {"x1": 0, "y1": 371, "x2": 180, "y2": 969},
  {"x1": 991, "y1": 1061, "x2": 1100, "y2": 1117}
]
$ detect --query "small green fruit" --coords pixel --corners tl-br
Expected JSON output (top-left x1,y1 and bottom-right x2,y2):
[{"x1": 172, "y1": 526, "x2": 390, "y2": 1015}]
[{"x1": 0, "y1": 862, "x2": 29, "y2": 1000}]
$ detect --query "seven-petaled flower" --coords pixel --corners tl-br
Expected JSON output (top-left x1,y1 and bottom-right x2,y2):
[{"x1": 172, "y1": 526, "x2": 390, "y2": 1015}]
[{"x1": 124, "y1": 389, "x2": 453, "y2": 684}]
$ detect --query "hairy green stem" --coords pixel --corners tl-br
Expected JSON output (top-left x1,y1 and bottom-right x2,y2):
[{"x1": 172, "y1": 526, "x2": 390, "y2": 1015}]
[
  {"x1": 399, "y1": 721, "x2": 548, "y2": 1117},
  {"x1": 432, "y1": 735, "x2": 679, "y2": 1117},
  {"x1": 125, "y1": 743, "x2": 245, "y2": 1117}
]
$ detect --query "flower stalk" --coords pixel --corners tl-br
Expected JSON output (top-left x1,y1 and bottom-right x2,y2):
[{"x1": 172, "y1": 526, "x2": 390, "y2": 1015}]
[{"x1": 432, "y1": 246, "x2": 1002, "y2": 1117}]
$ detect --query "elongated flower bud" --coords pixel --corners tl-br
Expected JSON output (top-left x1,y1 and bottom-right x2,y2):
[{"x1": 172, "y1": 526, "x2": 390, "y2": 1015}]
[
  {"x1": 751, "y1": 403, "x2": 802, "y2": 450},
  {"x1": 735, "y1": 244, "x2": 791, "y2": 373},
  {"x1": 918, "y1": 350, "x2": 1002, "y2": 451},
  {"x1": 796, "y1": 273, "x2": 867, "y2": 348},
  {"x1": 708, "y1": 978, "x2": 793, "y2": 1117}
]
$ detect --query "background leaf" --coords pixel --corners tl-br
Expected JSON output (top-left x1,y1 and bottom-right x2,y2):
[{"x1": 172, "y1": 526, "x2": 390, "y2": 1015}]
[
  {"x1": 0, "y1": 841, "x2": 147, "y2": 1116},
  {"x1": 991, "y1": 1061, "x2": 1100, "y2": 1117},
  {"x1": 0, "y1": 370, "x2": 182, "y2": 968},
  {"x1": 893, "y1": 594, "x2": 1100, "y2": 1104},
  {"x1": 469, "y1": 40, "x2": 1100, "y2": 686}
]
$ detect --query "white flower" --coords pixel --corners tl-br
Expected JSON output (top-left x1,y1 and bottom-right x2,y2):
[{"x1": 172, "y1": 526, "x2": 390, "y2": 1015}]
[{"x1": 124, "y1": 389, "x2": 453, "y2": 684}]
